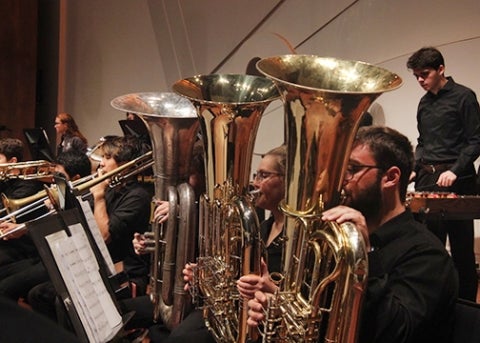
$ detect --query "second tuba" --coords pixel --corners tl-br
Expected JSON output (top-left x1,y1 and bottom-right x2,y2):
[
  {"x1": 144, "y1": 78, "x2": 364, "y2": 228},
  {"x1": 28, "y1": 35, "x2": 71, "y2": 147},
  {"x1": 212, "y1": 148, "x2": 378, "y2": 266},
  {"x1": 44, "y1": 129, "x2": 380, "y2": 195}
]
[
  {"x1": 111, "y1": 92, "x2": 200, "y2": 329},
  {"x1": 173, "y1": 74, "x2": 280, "y2": 343},
  {"x1": 256, "y1": 55, "x2": 402, "y2": 343}
]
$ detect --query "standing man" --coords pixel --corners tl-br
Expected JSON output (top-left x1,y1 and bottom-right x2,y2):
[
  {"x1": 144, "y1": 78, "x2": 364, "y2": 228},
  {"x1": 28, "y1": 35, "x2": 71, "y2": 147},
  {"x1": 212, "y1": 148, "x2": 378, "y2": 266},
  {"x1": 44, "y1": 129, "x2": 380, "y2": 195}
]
[{"x1": 407, "y1": 46, "x2": 480, "y2": 301}]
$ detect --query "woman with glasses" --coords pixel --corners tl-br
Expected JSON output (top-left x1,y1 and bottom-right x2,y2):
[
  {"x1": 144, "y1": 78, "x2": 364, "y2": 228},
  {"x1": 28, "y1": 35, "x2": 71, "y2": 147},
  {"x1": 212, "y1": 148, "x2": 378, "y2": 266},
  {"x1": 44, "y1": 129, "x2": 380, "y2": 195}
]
[{"x1": 162, "y1": 145, "x2": 287, "y2": 343}]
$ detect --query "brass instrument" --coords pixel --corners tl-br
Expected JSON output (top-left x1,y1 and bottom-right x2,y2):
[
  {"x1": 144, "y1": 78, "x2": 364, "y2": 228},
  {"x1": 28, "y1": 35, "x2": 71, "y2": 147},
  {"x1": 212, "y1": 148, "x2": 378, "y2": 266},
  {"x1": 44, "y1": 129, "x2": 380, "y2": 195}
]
[
  {"x1": 173, "y1": 74, "x2": 280, "y2": 343},
  {"x1": 0, "y1": 152, "x2": 153, "y2": 238},
  {"x1": 1, "y1": 189, "x2": 50, "y2": 223},
  {"x1": 111, "y1": 92, "x2": 199, "y2": 330},
  {"x1": 256, "y1": 55, "x2": 402, "y2": 342},
  {"x1": 0, "y1": 160, "x2": 55, "y2": 181},
  {"x1": 70, "y1": 150, "x2": 154, "y2": 196}
]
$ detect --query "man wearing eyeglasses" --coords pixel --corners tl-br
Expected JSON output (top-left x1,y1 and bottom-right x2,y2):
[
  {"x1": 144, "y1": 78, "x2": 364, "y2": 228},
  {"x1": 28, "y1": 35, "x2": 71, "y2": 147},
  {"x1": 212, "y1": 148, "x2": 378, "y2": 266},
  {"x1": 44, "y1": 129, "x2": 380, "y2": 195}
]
[
  {"x1": 248, "y1": 126, "x2": 458, "y2": 343},
  {"x1": 407, "y1": 46, "x2": 480, "y2": 301}
]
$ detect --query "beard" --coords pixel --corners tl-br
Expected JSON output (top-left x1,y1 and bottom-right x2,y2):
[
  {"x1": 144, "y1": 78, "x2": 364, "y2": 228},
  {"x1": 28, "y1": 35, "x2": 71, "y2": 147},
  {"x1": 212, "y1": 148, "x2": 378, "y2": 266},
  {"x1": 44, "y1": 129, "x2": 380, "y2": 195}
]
[{"x1": 345, "y1": 177, "x2": 382, "y2": 221}]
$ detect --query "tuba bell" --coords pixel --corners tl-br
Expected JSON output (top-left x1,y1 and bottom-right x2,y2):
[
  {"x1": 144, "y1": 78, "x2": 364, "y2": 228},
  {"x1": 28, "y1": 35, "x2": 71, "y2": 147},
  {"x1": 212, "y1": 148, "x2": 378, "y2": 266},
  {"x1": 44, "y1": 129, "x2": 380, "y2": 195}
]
[
  {"x1": 256, "y1": 55, "x2": 402, "y2": 342},
  {"x1": 173, "y1": 74, "x2": 280, "y2": 343},
  {"x1": 111, "y1": 92, "x2": 200, "y2": 330}
]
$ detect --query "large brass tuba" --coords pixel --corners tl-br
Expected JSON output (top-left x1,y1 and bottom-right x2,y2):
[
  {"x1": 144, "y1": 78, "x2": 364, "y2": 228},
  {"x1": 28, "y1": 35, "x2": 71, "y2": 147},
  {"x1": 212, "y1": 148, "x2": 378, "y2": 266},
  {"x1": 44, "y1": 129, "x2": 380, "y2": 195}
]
[
  {"x1": 256, "y1": 55, "x2": 402, "y2": 343},
  {"x1": 111, "y1": 92, "x2": 200, "y2": 329},
  {"x1": 173, "y1": 74, "x2": 280, "y2": 343}
]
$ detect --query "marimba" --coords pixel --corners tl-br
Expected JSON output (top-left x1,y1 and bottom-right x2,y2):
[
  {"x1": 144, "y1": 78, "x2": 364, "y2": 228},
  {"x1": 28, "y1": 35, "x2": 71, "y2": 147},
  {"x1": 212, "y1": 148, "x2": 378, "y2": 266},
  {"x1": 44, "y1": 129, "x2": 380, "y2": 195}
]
[{"x1": 407, "y1": 192, "x2": 480, "y2": 220}]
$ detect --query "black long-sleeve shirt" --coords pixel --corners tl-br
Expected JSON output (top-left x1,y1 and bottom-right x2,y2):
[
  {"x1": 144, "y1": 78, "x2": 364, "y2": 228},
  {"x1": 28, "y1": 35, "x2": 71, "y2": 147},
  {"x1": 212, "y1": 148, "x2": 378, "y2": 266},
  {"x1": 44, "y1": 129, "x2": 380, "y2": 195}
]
[
  {"x1": 359, "y1": 210, "x2": 458, "y2": 343},
  {"x1": 415, "y1": 77, "x2": 480, "y2": 176},
  {"x1": 105, "y1": 180, "x2": 152, "y2": 277}
]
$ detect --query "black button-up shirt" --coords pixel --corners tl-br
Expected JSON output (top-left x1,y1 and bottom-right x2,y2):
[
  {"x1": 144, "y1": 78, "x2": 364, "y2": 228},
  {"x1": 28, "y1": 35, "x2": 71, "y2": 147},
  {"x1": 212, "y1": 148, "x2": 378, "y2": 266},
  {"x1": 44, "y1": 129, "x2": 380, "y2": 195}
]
[
  {"x1": 415, "y1": 77, "x2": 480, "y2": 176},
  {"x1": 360, "y1": 210, "x2": 458, "y2": 343}
]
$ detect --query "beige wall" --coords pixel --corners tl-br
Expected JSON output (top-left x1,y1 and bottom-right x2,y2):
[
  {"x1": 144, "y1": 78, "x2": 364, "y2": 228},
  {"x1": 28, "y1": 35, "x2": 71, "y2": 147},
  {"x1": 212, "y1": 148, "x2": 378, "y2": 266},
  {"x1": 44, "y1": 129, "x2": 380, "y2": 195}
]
[{"x1": 59, "y1": 0, "x2": 480, "y2": 260}]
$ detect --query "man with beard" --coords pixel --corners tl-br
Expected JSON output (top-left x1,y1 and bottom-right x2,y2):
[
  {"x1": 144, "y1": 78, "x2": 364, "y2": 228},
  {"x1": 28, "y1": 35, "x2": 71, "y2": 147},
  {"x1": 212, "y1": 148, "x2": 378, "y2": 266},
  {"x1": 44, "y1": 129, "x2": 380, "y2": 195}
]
[{"x1": 247, "y1": 126, "x2": 459, "y2": 343}]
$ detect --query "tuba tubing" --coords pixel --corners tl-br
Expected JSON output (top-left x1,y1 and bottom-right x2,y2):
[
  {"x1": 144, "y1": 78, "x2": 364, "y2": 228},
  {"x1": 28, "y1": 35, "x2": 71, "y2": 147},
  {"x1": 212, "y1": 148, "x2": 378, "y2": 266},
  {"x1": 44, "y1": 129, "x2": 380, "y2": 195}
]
[
  {"x1": 256, "y1": 55, "x2": 402, "y2": 343},
  {"x1": 173, "y1": 74, "x2": 280, "y2": 343},
  {"x1": 111, "y1": 91, "x2": 200, "y2": 330}
]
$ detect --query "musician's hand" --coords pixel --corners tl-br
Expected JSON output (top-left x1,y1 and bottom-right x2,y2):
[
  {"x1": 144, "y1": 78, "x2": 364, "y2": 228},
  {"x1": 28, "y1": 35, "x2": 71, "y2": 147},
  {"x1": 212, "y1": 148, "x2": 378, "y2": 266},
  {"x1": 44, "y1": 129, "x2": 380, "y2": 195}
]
[
  {"x1": 247, "y1": 291, "x2": 271, "y2": 327},
  {"x1": 183, "y1": 262, "x2": 196, "y2": 291},
  {"x1": 437, "y1": 170, "x2": 457, "y2": 188},
  {"x1": 322, "y1": 205, "x2": 370, "y2": 252},
  {"x1": 153, "y1": 200, "x2": 169, "y2": 224},
  {"x1": 0, "y1": 222, "x2": 26, "y2": 240},
  {"x1": 132, "y1": 232, "x2": 147, "y2": 255},
  {"x1": 90, "y1": 168, "x2": 110, "y2": 200},
  {"x1": 237, "y1": 259, "x2": 277, "y2": 299}
]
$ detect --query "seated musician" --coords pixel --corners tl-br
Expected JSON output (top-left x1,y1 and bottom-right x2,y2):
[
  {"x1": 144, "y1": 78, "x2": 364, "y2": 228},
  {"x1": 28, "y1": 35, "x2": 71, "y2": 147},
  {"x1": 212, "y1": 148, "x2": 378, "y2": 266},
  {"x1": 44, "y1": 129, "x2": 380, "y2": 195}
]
[
  {"x1": 0, "y1": 150, "x2": 92, "y2": 302},
  {"x1": 0, "y1": 138, "x2": 45, "y2": 267},
  {"x1": 125, "y1": 145, "x2": 287, "y2": 343},
  {"x1": 247, "y1": 126, "x2": 459, "y2": 343},
  {"x1": 28, "y1": 135, "x2": 153, "y2": 323}
]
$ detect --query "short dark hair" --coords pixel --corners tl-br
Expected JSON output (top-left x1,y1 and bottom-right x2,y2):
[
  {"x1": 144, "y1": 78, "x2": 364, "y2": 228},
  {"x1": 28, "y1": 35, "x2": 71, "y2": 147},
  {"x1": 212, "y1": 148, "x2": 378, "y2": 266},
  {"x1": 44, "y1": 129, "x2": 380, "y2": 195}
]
[
  {"x1": 55, "y1": 150, "x2": 92, "y2": 178},
  {"x1": 406, "y1": 46, "x2": 445, "y2": 70},
  {"x1": 0, "y1": 138, "x2": 24, "y2": 161},
  {"x1": 353, "y1": 126, "x2": 414, "y2": 201},
  {"x1": 102, "y1": 135, "x2": 148, "y2": 164}
]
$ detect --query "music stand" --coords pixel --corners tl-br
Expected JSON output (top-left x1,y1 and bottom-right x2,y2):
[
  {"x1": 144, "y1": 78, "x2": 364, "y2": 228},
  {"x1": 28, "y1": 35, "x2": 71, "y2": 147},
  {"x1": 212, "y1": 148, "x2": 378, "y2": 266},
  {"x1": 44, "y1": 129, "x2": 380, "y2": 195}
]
[
  {"x1": 28, "y1": 209, "x2": 133, "y2": 343},
  {"x1": 118, "y1": 119, "x2": 150, "y2": 146},
  {"x1": 23, "y1": 127, "x2": 55, "y2": 161}
]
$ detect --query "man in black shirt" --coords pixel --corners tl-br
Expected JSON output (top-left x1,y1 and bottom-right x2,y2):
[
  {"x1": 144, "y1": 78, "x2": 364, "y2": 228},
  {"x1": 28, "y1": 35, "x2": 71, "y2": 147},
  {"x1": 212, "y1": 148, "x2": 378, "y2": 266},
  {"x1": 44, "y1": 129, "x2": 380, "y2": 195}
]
[
  {"x1": 407, "y1": 46, "x2": 480, "y2": 301},
  {"x1": 0, "y1": 138, "x2": 45, "y2": 266},
  {"x1": 248, "y1": 126, "x2": 459, "y2": 343}
]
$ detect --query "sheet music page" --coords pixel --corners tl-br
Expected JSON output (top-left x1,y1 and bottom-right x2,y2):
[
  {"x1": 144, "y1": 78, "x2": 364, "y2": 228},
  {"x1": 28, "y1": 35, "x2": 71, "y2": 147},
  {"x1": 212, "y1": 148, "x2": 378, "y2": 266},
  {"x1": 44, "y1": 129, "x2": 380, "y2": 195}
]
[
  {"x1": 69, "y1": 224, "x2": 123, "y2": 335},
  {"x1": 77, "y1": 197, "x2": 116, "y2": 275},
  {"x1": 46, "y1": 228, "x2": 123, "y2": 343}
]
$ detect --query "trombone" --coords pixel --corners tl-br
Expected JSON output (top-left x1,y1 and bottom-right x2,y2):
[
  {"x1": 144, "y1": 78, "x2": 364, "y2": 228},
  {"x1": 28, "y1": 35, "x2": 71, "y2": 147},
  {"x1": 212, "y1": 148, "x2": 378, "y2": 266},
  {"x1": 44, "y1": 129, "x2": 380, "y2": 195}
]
[
  {"x1": 0, "y1": 150, "x2": 154, "y2": 237},
  {"x1": 0, "y1": 160, "x2": 55, "y2": 181}
]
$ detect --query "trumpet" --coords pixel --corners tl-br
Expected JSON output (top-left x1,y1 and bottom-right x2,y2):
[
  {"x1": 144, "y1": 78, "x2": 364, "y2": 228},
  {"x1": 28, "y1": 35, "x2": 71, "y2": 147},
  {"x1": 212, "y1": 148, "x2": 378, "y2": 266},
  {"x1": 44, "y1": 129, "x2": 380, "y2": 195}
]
[{"x1": 0, "y1": 160, "x2": 55, "y2": 181}]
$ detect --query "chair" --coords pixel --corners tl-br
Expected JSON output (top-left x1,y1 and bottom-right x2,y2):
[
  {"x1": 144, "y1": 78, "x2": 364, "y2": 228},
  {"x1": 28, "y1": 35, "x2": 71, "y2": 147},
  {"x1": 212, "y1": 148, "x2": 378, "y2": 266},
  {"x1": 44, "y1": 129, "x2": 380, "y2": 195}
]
[{"x1": 452, "y1": 298, "x2": 480, "y2": 343}]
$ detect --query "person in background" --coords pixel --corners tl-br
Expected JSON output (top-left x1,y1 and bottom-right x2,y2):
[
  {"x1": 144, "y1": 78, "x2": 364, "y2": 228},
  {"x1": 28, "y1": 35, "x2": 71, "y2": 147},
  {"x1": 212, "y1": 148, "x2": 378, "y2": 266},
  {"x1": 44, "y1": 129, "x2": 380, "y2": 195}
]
[
  {"x1": 407, "y1": 46, "x2": 480, "y2": 301},
  {"x1": 126, "y1": 112, "x2": 141, "y2": 121},
  {"x1": 247, "y1": 126, "x2": 459, "y2": 343},
  {"x1": 54, "y1": 112, "x2": 88, "y2": 156}
]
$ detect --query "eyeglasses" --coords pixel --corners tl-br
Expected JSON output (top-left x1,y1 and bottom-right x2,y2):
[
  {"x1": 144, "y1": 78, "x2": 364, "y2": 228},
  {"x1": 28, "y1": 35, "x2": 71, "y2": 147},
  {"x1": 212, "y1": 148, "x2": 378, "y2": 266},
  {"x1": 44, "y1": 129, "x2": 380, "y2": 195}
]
[
  {"x1": 54, "y1": 121, "x2": 62, "y2": 125},
  {"x1": 253, "y1": 170, "x2": 283, "y2": 182},
  {"x1": 344, "y1": 164, "x2": 383, "y2": 181}
]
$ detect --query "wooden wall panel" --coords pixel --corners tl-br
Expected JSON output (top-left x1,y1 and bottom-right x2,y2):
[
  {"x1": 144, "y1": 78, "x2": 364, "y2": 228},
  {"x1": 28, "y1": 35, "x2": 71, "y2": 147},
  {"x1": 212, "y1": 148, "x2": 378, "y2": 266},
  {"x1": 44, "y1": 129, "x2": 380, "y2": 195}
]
[{"x1": 0, "y1": 0, "x2": 38, "y2": 158}]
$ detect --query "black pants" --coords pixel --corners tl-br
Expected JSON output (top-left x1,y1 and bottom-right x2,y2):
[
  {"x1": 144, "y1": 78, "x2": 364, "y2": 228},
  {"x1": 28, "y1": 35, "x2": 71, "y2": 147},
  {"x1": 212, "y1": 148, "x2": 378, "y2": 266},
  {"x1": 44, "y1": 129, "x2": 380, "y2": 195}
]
[
  {"x1": 415, "y1": 165, "x2": 478, "y2": 301},
  {"x1": 119, "y1": 296, "x2": 215, "y2": 343},
  {"x1": 0, "y1": 296, "x2": 80, "y2": 343},
  {"x1": 0, "y1": 259, "x2": 49, "y2": 300}
]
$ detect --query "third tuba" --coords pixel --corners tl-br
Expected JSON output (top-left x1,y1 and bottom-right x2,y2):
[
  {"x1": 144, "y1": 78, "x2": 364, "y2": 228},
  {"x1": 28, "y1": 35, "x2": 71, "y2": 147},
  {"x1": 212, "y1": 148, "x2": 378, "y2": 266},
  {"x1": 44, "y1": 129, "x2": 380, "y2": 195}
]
[
  {"x1": 173, "y1": 74, "x2": 280, "y2": 343},
  {"x1": 111, "y1": 92, "x2": 200, "y2": 329},
  {"x1": 256, "y1": 55, "x2": 403, "y2": 342}
]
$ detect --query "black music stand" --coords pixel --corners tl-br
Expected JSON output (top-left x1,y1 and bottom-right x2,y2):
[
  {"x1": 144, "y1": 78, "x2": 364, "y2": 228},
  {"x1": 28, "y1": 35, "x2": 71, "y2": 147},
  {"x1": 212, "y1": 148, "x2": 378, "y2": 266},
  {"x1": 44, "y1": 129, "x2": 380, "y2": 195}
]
[
  {"x1": 23, "y1": 127, "x2": 55, "y2": 162},
  {"x1": 118, "y1": 119, "x2": 150, "y2": 147},
  {"x1": 28, "y1": 209, "x2": 133, "y2": 343}
]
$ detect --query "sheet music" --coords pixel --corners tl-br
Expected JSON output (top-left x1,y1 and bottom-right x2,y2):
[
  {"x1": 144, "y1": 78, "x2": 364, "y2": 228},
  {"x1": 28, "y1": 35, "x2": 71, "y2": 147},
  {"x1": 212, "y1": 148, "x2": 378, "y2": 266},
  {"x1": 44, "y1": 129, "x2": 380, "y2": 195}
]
[
  {"x1": 46, "y1": 227, "x2": 123, "y2": 343},
  {"x1": 77, "y1": 197, "x2": 116, "y2": 275}
]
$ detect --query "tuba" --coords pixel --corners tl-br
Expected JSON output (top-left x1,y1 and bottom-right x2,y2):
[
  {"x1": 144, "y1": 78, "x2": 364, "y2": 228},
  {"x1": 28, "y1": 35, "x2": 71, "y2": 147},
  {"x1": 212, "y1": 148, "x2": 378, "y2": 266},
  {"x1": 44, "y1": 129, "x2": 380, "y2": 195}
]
[
  {"x1": 173, "y1": 74, "x2": 280, "y2": 343},
  {"x1": 256, "y1": 55, "x2": 402, "y2": 342},
  {"x1": 111, "y1": 92, "x2": 200, "y2": 330}
]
